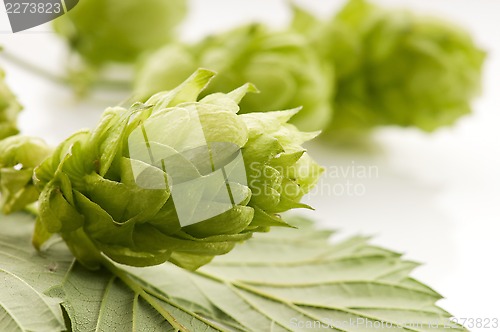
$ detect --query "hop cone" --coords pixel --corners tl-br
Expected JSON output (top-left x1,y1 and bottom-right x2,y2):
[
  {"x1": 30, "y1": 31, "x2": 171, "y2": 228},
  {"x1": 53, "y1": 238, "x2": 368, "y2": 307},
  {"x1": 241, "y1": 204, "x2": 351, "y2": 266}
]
[
  {"x1": 293, "y1": 0, "x2": 485, "y2": 133},
  {"x1": 135, "y1": 24, "x2": 333, "y2": 132},
  {"x1": 53, "y1": 0, "x2": 187, "y2": 65},
  {"x1": 34, "y1": 69, "x2": 323, "y2": 270},
  {"x1": 0, "y1": 69, "x2": 22, "y2": 140},
  {"x1": 0, "y1": 136, "x2": 51, "y2": 214}
]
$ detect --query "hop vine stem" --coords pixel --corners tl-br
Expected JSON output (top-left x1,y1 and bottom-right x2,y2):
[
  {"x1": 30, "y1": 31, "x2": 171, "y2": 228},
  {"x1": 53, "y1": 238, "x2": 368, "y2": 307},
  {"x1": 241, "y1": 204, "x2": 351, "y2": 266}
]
[
  {"x1": 23, "y1": 203, "x2": 39, "y2": 217},
  {"x1": 0, "y1": 47, "x2": 131, "y2": 91}
]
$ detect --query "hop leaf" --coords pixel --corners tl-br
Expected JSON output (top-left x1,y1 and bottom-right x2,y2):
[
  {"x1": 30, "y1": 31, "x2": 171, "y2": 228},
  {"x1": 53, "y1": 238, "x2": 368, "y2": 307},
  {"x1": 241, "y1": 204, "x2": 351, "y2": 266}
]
[
  {"x1": 33, "y1": 69, "x2": 323, "y2": 271},
  {"x1": 0, "y1": 213, "x2": 465, "y2": 332},
  {"x1": 293, "y1": 0, "x2": 485, "y2": 133},
  {"x1": 134, "y1": 25, "x2": 334, "y2": 132},
  {"x1": 0, "y1": 136, "x2": 51, "y2": 214},
  {"x1": 0, "y1": 68, "x2": 22, "y2": 140},
  {"x1": 52, "y1": 0, "x2": 187, "y2": 66}
]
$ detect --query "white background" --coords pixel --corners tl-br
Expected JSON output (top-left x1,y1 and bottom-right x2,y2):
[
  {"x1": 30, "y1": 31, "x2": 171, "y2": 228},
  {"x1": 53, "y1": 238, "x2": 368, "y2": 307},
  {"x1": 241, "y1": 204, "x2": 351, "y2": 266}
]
[{"x1": 1, "y1": 0, "x2": 499, "y2": 328}]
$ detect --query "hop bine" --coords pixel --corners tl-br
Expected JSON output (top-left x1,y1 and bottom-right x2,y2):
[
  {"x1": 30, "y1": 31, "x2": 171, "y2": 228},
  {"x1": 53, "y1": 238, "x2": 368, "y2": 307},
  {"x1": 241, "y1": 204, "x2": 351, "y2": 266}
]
[{"x1": 33, "y1": 69, "x2": 323, "y2": 270}]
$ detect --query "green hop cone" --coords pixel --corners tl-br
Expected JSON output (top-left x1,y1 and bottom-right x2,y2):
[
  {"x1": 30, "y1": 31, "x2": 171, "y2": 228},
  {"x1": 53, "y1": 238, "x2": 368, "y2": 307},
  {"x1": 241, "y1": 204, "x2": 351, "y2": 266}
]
[
  {"x1": 293, "y1": 0, "x2": 485, "y2": 133},
  {"x1": 0, "y1": 136, "x2": 52, "y2": 214},
  {"x1": 0, "y1": 69, "x2": 22, "y2": 140},
  {"x1": 135, "y1": 24, "x2": 334, "y2": 132},
  {"x1": 53, "y1": 0, "x2": 187, "y2": 66},
  {"x1": 33, "y1": 69, "x2": 323, "y2": 270}
]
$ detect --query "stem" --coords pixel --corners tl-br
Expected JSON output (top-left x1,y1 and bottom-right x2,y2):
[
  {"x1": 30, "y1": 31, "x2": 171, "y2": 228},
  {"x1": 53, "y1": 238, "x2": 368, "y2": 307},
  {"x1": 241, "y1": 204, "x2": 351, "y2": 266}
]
[
  {"x1": 0, "y1": 48, "x2": 68, "y2": 85},
  {"x1": 23, "y1": 203, "x2": 39, "y2": 217},
  {"x1": 0, "y1": 48, "x2": 131, "y2": 91}
]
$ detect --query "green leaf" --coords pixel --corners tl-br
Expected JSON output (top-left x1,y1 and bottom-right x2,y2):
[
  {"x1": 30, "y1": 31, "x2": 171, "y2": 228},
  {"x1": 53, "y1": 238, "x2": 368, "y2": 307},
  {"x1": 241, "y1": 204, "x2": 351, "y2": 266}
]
[
  {"x1": 0, "y1": 213, "x2": 73, "y2": 332},
  {"x1": 124, "y1": 217, "x2": 465, "y2": 331},
  {"x1": 52, "y1": 261, "x2": 225, "y2": 332},
  {"x1": 1, "y1": 213, "x2": 464, "y2": 331}
]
